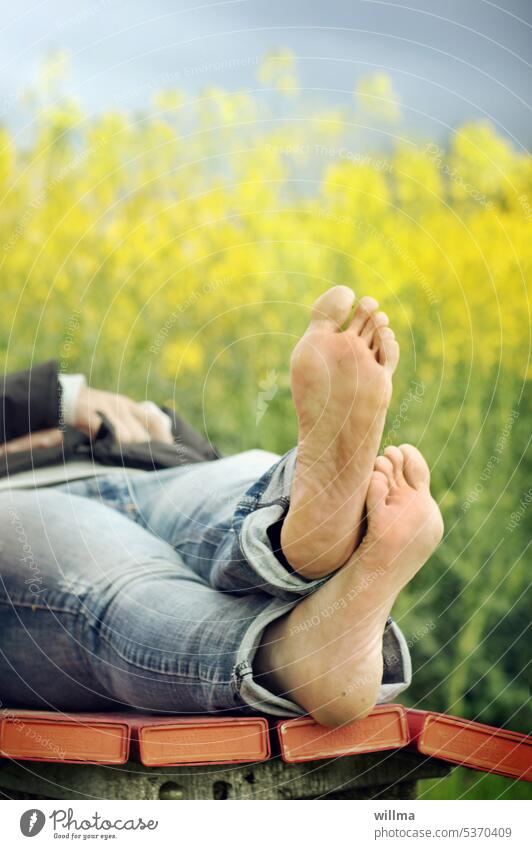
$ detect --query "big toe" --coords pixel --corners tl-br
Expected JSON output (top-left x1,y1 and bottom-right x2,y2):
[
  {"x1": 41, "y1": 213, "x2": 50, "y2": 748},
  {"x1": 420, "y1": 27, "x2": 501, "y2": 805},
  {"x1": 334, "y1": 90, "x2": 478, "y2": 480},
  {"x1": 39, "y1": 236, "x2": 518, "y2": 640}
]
[
  {"x1": 310, "y1": 285, "x2": 356, "y2": 330},
  {"x1": 400, "y1": 444, "x2": 431, "y2": 489}
]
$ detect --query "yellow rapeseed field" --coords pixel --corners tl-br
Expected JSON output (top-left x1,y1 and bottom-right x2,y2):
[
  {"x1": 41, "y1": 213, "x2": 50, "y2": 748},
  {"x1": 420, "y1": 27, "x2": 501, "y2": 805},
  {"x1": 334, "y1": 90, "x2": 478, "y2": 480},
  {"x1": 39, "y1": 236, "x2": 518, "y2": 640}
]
[{"x1": 0, "y1": 55, "x2": 530, "y2": 739}]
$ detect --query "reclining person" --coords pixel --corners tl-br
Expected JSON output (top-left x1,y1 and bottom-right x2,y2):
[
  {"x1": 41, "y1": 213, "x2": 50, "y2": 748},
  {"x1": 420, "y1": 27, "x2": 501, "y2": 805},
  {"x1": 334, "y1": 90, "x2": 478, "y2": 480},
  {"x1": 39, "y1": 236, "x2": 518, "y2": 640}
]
[
  {"x1": 0, "y1": 287, "x2": 443, "y2": 727},
  {"x1": 0, "y1": 360, "x2": 216, "y2": 483}
]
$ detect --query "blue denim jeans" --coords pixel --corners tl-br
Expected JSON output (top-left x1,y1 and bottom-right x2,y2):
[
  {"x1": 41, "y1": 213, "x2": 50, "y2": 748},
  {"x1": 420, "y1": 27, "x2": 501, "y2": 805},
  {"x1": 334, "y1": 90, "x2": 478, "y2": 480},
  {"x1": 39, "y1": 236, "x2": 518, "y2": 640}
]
[{"x1": 0, "y1": 450, "x2": 411, "y2": 716}]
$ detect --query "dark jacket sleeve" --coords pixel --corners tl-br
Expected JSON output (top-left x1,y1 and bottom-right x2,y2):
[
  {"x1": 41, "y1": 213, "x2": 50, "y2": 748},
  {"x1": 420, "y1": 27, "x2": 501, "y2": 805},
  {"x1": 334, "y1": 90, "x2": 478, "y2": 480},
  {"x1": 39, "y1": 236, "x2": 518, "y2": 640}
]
[{"x1": 0, "y1": 360, "x2": 61, "y2": 443}]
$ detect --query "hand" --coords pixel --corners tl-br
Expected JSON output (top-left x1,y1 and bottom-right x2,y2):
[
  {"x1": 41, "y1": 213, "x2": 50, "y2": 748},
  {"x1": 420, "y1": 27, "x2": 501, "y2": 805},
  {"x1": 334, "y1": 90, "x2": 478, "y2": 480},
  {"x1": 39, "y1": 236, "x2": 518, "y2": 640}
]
[
  {"x1": 0, "y1": 428, "x2": 64, "y2": 455},
  {"x1": 73, "y1": 386, "x2": 174, "y2": 445},
  {"x1": 0, "y1": 388, "x2": 174, "y2": 454}
]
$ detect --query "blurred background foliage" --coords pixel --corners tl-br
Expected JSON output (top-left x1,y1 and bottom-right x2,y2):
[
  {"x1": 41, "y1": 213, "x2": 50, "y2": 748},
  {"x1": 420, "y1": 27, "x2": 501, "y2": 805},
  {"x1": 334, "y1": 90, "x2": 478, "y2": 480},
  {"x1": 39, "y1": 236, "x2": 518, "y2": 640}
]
[{"x1": 0, "y1": 52, "x2": 530, "y2": 795}]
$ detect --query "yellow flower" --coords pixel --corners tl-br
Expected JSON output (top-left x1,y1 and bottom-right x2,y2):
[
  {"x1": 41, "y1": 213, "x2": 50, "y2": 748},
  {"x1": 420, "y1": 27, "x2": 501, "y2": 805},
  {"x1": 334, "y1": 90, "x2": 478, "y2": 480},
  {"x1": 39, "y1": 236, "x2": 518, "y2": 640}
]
[{"x1": 355, "y1": 73, "x2": 402, "y2": 122}]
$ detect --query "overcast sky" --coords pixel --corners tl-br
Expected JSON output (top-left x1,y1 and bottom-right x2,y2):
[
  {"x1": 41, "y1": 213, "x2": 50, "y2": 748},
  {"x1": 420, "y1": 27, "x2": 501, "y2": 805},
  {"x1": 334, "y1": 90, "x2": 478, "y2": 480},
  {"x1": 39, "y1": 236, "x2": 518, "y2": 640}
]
[{"x1": 1, "y1": 0, "x2": 530, "y2": 147}]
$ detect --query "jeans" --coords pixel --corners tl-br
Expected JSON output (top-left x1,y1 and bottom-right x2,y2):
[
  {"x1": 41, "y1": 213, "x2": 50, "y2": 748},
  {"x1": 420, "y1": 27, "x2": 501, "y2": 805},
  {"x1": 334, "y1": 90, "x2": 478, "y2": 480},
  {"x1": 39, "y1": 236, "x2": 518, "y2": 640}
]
[{"x1": 0, "y1": 449, "x2": 411, "y2": 716}]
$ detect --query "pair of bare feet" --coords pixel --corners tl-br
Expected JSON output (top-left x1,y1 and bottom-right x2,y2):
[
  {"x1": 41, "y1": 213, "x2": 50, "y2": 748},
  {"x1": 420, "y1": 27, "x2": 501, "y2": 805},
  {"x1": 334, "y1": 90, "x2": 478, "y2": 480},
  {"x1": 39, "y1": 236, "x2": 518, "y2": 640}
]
[{"x1": 255, "y1": 286, "x2": 444, "y2": 727}]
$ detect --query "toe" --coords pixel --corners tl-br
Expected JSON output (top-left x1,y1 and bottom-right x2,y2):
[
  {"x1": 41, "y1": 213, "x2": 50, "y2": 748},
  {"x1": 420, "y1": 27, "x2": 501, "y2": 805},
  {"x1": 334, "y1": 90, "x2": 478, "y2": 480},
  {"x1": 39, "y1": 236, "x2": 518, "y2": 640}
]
[
  {"x1": 377, "y1": 328, "x2": 400, "y2": 372},
  {"x1": 374, "y1": 455, "x2": 394, "y2": 487},
  {"x1": 371, "y1": 324, "x2": 394, "y2": 352},
  {"x1": 400, "y1": 444, "x2": 431, "y2": 489},
  {"x1": 383, "y1": 445, "x2": 405, "y2": 484},
  {"x1": 366, "y1": 470, "x2": 390, "y2": 513},
  {"x1": 310, "y1": 285, "x2": 356, "y2": 330},
  {"x1": 361, "y1": 311, "x2": 389, "y2": 344},
  {"x1": 349, "y1": 296, "x2": 379, "y2": 334}
]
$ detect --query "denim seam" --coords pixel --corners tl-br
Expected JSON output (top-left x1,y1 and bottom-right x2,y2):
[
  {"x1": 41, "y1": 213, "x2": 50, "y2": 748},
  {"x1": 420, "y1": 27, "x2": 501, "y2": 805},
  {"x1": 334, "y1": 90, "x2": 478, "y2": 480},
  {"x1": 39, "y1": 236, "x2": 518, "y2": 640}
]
[
  {"x1": 256, "y1": 496, "x2": 290, "y2": 511},
  {"x1": 238, "y1": 496, "x2": 256, "y2": 507},
  {"x1": 0, "y1": 599, "x2": 78, "y2": 615},
  {"x1": 171, "y1": 528, "x2": 233, "y2": 548}
]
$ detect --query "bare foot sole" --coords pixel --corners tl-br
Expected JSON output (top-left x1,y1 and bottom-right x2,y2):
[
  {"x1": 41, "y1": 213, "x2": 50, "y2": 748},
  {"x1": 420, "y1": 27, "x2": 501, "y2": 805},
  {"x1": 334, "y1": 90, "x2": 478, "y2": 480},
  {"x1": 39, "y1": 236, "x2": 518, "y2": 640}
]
[
  {"x1": 256, "y1": 445, "x2": 444, "y2": 727},
  {"x1": 281, "y1": 285, "x2": 400, "y2": 579}
]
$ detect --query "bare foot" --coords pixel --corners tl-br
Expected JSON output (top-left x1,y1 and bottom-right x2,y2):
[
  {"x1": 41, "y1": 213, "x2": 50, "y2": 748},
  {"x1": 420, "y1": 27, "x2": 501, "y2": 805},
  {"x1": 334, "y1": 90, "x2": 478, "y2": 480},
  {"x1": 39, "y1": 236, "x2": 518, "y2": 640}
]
[
  {"x1": 281, "y1": 285, "x2": 399, "y2": 579},
  {"x1": 256, "y1": 445, "x2": 444, "y2": 727}
]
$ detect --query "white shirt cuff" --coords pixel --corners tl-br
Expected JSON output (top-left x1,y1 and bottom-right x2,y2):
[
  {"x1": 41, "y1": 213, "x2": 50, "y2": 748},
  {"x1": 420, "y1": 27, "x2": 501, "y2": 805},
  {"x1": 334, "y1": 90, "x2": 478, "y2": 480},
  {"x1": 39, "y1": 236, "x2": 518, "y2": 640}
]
[{"x1": 58, "y1": 373, "x2": 87, "y2": 427}]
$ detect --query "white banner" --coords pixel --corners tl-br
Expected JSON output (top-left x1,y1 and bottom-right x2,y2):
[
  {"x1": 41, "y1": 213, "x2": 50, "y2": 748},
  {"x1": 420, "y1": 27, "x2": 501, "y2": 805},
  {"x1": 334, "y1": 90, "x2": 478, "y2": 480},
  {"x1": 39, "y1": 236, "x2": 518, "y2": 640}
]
[{"x1": 1, "y1": 799, "x2": 528, "y2": 848}]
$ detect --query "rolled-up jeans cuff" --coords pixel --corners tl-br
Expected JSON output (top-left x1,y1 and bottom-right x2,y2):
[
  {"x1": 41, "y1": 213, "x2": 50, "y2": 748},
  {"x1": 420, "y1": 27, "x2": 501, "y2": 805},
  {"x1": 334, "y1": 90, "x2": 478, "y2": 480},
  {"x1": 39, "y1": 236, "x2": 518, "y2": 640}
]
[
  {"x1": 233, "y1": 598, "x2": 305, "y2": 717},
  {"x1": 379, "y1": 618, "x2": 412, "y2": 702},
  {"x1": 233, "y1": 600, "x2": 413, "y2": 718},
  {"x1": 236, "y1": 448, "x2": 326, "y2": 600}
]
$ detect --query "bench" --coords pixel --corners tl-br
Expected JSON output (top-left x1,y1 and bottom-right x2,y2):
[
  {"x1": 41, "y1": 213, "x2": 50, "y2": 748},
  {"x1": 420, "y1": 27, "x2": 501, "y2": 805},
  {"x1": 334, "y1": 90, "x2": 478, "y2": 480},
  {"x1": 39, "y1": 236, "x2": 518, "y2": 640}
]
[{"x1": 0, "y1": 750, "x2": 450, "y2": 800}]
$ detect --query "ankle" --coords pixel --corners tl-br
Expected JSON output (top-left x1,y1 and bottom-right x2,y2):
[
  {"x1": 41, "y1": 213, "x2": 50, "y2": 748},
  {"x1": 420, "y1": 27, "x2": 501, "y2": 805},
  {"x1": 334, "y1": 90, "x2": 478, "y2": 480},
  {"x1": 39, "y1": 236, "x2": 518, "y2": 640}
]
[
  {"x1": 280, "y1": 513, "x2": 362, "y2": 579},
  {"x1": 253, "y1": 617, "x2": 294, "y2": 701}
]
